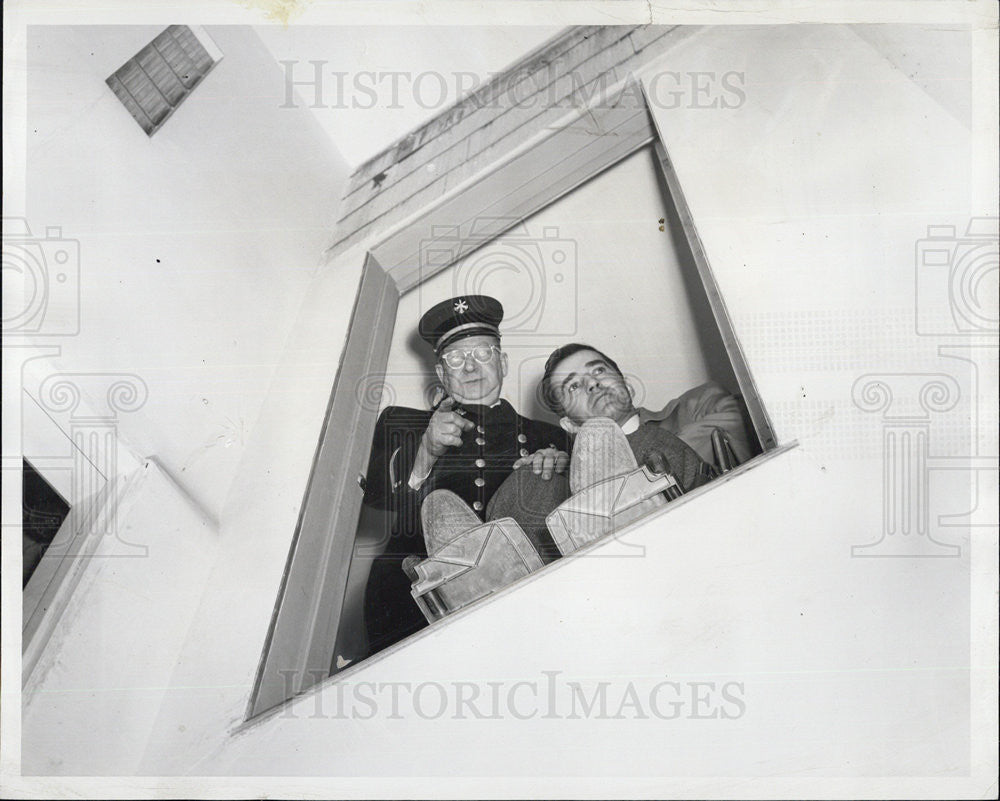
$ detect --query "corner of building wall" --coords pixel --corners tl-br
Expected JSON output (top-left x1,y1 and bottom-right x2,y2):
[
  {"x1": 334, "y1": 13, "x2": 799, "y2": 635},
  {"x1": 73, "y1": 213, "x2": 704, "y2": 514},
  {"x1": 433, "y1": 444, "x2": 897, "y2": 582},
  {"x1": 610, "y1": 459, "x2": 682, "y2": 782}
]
[{"x1": 21, "y1": 453, "x2": 223, "y2": 775}]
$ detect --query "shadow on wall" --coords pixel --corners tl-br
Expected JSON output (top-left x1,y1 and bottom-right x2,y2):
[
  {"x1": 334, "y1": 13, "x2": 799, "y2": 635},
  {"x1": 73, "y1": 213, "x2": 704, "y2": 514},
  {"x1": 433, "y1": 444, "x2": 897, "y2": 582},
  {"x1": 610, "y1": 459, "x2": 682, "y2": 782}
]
[
  {"x1": 405, "y1": 328, "x2": 444, "y2": 408},
  {"x1": 650, "y1": 148, "x2": 743, "y2": 399}
]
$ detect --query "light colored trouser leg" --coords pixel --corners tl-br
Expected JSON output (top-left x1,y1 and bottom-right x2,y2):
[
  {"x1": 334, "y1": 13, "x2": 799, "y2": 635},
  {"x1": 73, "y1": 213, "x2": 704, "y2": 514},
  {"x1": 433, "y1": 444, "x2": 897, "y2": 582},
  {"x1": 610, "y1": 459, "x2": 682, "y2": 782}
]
[{"x1": 569, "y1": 417, "x2": 637, "y2": 494}]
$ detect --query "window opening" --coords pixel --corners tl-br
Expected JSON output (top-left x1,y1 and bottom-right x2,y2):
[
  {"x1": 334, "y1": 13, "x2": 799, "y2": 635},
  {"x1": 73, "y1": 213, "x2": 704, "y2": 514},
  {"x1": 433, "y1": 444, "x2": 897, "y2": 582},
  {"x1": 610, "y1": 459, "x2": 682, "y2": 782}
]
[{"x1": 22, "y1": 459, "x2": 71, "y2": 588}]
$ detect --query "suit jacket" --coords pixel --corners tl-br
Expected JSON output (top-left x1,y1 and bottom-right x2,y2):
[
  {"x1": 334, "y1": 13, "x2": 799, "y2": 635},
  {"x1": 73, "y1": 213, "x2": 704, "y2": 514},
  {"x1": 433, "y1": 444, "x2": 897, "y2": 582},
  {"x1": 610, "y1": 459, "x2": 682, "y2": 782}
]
[
  {"x1": 638, "y1": 382, "x2": 755, "y2": 468},
  {"x1": 624, "y1": 422, "x2": 715, "y2": 492},
  {"x1": 363, "y1": 398, "x2": 569, "y2": 558}
]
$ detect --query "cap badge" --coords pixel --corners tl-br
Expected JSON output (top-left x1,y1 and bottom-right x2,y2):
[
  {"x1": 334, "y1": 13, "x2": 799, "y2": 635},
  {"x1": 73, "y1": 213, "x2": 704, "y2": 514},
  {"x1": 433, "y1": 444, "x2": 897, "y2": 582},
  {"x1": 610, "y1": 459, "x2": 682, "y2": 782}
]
[{"x1": 453, "y1": 299, "x2": 469, "y2": 314}]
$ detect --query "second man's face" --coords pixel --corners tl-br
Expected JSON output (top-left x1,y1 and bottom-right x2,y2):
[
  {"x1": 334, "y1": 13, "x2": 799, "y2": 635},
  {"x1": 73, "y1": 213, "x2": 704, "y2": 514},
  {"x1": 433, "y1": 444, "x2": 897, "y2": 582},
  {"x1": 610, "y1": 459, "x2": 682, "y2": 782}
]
[
  {"x1": 549, "y1": 348, "x2": 635, "y2": 426},
  {"x1": 435, "y1": 334, "x2": 508, "y2": 406}
]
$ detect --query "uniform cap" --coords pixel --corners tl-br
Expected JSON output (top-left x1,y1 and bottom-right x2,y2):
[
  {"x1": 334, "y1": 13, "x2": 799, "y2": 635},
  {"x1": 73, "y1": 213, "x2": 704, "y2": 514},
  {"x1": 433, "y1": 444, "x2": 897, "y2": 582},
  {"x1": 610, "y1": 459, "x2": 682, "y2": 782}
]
[{"x1": 418, "y1": 295, "x2": 504, "y2": 353}]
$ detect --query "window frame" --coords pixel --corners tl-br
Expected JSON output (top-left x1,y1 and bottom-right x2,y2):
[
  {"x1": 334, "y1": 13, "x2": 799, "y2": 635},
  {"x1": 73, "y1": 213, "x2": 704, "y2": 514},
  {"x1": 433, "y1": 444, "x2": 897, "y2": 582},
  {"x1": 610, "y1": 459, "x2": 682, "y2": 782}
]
[{"x1": 247, "y1": 78, "x2": 783, "y2": 722}]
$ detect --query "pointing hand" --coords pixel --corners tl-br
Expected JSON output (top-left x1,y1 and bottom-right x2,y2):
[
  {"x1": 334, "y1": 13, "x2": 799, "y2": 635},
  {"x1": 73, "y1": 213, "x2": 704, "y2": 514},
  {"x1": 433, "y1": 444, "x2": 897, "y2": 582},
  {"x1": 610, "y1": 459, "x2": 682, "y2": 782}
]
[{"x1": 422, "y1": 395, "x2": 475, "y2": 457}]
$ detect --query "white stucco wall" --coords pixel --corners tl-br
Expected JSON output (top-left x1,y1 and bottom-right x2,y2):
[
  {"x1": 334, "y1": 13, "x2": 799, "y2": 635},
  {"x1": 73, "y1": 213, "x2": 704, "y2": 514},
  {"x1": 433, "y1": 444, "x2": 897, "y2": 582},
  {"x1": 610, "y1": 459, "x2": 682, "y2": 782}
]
[
  {"x1": 21, "y1": 461, "x2": 219, "y2": 775},
  {"x1": 17, "y1": 22, "x2": 994, "y2": 791},
  {"x1": 22, "y1": 25, "x2": 349, "y2": 519},
  {"x1": 16, "y1": 24, "x2": 349, "y2": 775}
]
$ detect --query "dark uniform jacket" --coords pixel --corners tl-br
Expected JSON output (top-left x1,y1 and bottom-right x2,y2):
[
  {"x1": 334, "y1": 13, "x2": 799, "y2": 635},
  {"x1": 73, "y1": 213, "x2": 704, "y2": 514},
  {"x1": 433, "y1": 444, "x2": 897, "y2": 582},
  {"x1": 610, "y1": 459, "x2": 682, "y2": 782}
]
[
  {"x1": 363, "y1": 398, "x2": 568, "y2": 558},
  {"x1": 361, "y1": 399, "x2": 567, "y2": 652}
]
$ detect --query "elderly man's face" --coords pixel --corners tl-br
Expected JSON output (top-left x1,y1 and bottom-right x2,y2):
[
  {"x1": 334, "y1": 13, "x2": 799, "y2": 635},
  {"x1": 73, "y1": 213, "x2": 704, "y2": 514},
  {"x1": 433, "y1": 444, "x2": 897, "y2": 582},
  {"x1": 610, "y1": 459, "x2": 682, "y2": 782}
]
[
  {"x1": 435, "y1": 334, "x2": 508, "y2": 406},
  {"x1": 550, "y1": 348, "x2": 635, "y2": 427}
]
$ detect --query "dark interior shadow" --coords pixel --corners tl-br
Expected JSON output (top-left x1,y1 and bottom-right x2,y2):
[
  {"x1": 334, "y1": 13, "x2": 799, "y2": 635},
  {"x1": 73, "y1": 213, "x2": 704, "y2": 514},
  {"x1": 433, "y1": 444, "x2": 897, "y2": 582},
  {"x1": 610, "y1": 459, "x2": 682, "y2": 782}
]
[{"x1": 334, "y1": 328, "x2": 438, "y2": 672}]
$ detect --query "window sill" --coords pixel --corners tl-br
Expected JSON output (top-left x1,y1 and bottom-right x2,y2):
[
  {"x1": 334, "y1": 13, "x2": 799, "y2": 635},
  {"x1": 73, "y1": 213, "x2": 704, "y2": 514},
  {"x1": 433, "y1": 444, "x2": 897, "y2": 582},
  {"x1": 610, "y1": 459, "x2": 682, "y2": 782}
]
[{"x1": 236, "y1": 441, "x2": 798, "y2": 732}]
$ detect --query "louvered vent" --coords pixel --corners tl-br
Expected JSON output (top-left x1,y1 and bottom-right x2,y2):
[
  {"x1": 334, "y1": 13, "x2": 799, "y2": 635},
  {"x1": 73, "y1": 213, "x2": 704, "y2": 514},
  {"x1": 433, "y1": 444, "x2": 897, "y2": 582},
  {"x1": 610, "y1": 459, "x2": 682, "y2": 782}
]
[{"x1": 106, "y1": 26, "x2": 220, "y2": 136}]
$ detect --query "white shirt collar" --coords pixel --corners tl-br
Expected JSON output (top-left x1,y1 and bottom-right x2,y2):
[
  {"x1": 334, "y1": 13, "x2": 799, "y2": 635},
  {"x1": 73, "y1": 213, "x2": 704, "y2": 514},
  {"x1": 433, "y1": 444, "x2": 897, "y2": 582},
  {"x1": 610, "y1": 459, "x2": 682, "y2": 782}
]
[{"x1": 620, "y1": 412, "x2": 641, "y2": 434}]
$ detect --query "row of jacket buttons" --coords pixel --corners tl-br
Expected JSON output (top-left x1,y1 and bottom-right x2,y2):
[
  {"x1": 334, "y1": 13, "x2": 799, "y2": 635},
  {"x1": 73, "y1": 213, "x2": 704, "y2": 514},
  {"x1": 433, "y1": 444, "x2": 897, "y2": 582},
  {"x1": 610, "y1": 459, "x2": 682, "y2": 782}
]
[{"x1": 470, "y1": 431, "x2": 533, "y2": 513}]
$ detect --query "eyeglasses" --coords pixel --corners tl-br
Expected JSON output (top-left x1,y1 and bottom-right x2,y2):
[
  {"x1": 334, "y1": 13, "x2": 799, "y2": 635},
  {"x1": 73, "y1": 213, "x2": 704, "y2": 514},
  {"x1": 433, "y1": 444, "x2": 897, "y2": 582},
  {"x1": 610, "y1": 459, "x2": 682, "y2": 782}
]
[{"x1": 440, "y1": 344, "x2": 501, "y2": 370}]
